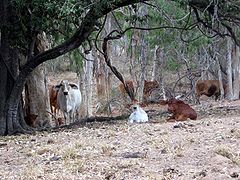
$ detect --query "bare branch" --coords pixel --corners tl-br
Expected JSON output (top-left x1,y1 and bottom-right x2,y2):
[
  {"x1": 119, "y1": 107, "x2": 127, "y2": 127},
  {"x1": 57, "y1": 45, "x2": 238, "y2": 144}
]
[{"x1": 94, "y1": 15, "x2": 108, "y2": 55}]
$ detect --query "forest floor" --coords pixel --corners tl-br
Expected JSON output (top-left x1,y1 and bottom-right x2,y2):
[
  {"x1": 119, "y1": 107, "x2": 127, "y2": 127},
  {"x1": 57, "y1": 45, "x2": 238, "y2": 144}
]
[{"x1": 0, "y1": 99, "x2": 240, "y2": 180}]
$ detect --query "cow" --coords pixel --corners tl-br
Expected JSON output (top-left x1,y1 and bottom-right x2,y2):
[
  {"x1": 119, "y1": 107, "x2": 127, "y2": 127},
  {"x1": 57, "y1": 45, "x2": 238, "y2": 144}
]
[
  {"x1": 119, "y1": 80, "x2": 159, "y2": 102},
  {"x1": 195, "y1": 80, "x2": 227, "y2": 102},
  {"x1": 55, "y1": 80, "x2": 82, "y2": 124},
  {"x1": 143, "y1": 80, "x2": 159, "y2": 102},
  {"x1": 159, "y1": 98, "x2": 197, "y2": 122},
  {"x1": 25, "y1": 113, "x2": 38, "y2": 127},
  {"x1": 49, "y1": 85, "x2": 59, "y2": 116},
  {"x1": 118, "y1": 80, "x2": 135, "y2": 98},
  {"x1": 129, "y1": 100, "x2": 148, "y2": 123}
]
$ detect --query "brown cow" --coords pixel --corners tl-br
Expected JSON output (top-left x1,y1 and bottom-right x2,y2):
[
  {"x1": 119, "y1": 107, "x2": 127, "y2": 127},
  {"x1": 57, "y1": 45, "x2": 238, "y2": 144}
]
[
  {"x1": 143, "y1": 80, "x2": 159, "y2": 102},
  {"x1": 160, "y1": 98, "x2": 197, "y2": 122},
  {"x1": 24, "y1": 113, "x2": 38, "y2": 127},
  {"x1": 49, "y1": 85, "x2": 59, "y2": 116},
  {"x1": 195, "y1": 80, "x2": 227, "y2": 102},
  {"x1": 119, "y1": 80, "x2": 159, "y2": 102},
  {"x1": 118, "y1": 80, "x2": 135, "y2": 98}
]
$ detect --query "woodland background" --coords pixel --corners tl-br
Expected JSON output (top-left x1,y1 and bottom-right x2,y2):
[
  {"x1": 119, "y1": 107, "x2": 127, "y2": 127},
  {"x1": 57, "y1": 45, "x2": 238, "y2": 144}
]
[{"x1": 0, "y1": 1, "x2": 240, "y2": 179}]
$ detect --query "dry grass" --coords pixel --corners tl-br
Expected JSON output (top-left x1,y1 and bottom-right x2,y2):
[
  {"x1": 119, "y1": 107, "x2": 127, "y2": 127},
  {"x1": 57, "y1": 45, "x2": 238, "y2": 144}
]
[
  {"x1": 216, "y1": 146, "x2": 240, "y2": 165},
  {"x1": 0, "y1": 101, "x2": 240, "y2": 179}
]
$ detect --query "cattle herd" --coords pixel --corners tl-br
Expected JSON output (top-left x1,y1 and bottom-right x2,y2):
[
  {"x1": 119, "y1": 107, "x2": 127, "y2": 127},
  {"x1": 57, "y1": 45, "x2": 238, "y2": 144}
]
[{"x1": 46, "y1": 79, "x2": 225, "y2": 126}]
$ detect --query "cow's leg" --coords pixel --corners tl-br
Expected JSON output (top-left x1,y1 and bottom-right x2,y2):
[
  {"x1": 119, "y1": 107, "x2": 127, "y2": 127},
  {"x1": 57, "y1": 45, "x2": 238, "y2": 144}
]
[
  {"x1": 167, "y1": 118, "x2": 176, "y2": 122},
  {"x1": 63, "y1": 112, "x2": 67, "y2": 125},
  {"x1": 69, "y1": 110, "x2": 74, "y2": 124},
  {"x1": 75, "y1": 109, "x2": 79, "y2": 121},
  {"x1": 176, "y1": 114, "x2": 187, "y2": 121},
  {"x1": 196, "y1": 95, "x2": 201, "y2": 104},
  {"x1": 167, "y1": 115, "x2": 176, "y2": 122}
]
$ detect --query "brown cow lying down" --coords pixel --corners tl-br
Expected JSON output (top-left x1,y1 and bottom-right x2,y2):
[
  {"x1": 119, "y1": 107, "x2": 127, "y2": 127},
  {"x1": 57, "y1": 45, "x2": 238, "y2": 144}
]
[
  {"x1": 195, "y1": 80, "x2": 227, "y2": 102},
  {"x1": 160, "y1": 98, "x2": 197, "y2": 122}
]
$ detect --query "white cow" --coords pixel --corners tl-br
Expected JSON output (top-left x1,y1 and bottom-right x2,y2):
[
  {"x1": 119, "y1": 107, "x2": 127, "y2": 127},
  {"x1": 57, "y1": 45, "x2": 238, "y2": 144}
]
[
  {"x1": 129, "y1": 101, "x2": 148, "y2": 123},
  {"x1": 56, "y1": 80, "x2": 82, "y2": 124}
]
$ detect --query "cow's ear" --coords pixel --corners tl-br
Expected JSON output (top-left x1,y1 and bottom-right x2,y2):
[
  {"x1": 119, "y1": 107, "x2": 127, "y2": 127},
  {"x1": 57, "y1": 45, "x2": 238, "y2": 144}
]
[
  {"x1": 69, "y1": 83, "x2": 78, "y2": 89},
  {"x1": 125, "y1": 103, "x2": 132, "y2": 109},
  {"x1": 139, "y1": 102, "x2": 147, "y2": 107},
  {"x1": 159, "y1": 100, "x2": 168, "y2": 105},
  {"x1": 54, "y1": 85, "x2": 61, "y2": 91}
]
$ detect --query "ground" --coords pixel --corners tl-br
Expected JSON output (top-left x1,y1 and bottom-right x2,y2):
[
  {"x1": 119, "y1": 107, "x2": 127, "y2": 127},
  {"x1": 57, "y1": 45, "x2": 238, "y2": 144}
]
[{"x1": 0, "y1": 100, "x2": 240, "y2": 180}]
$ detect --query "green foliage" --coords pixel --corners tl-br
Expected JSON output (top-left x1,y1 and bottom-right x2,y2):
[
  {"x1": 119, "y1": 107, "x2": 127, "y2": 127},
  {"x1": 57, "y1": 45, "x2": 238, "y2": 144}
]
[
  {"x1": 166, "y1": 58, "x2": 181, "y2": 71},
  {"x1": 7, "y1": 0, "x2": 239, "y2": 75},
  {"x1": 11, "y1": 0, "x2": 92, "y2": 48},
  {"x1": 69, "y1": 49, "x2": 83, "y2": 73}
]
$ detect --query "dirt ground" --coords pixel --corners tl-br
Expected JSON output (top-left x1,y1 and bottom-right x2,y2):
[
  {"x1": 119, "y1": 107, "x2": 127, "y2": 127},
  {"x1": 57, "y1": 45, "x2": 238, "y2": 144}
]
[{"x1": 0, "y1": 99, "x2": 240, "y2": 180}]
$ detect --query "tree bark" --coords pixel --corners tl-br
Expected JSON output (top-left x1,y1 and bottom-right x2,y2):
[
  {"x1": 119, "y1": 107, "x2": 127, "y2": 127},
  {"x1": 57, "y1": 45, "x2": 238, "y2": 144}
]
[
  {"x1": 138, "y1": 5, "x2": 148, "y2": 102},
  {"x1": 232, "y1": 43, "x2": 240, "y2": 100},
  {"x1": 226, "y1": 37, "x2": 233, "y2": 100},
  {"x1": 24, "y1": 33, "x2": 52, "y2": 128},
  {"x1": 217, "y1": 58, "x2": 224, "y2": 100},
  {"x1": 25, "y1": 64, "x2": 51, "y2": 127},
  {"x1": 83, "y1": 52, "x2": 94, "y2": 117},
  {"x1": 0, "y1": 0, "x2": 30, "y2": 135}
]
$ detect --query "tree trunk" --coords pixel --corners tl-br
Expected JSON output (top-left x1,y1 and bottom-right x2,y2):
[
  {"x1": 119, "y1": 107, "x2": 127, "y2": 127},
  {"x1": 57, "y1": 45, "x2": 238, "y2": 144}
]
[
  {"x1": 217, "y1": 58, "x2": 224, "y2": 100},
  {"x1": 0, "y1": 0, "x2": 29, "y2": 135},
  {"x1": 94, "y1": 15, "x2": 114, "y2": 115},
  {"x1": 24, "y1": 34, "x2": 52, "y2": 128},
  {"x1": 83, "y1": 52, "x2": 94, "y2": 117},
  {"x1": 139, "y1": 32, "x2": 147, "y2": 102},
  {"x1": 226, "y1": 37, "x2": 233, "y2": 100},
  {"x1": 232, "y1": 43, "x2": 240, "y2": 100},
  {"x1": 151, "y1": 45, "x2": 162, "y2": 82},
  {"x1": 138, "y1": 5, "x2": 148, "y2": 102},
  {"x1": 24, "y1": 64, "x2": 51, "y2": 128}
]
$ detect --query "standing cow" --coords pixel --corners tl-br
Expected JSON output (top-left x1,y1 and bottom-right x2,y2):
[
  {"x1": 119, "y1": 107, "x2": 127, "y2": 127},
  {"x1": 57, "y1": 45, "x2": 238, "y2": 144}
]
[
  {"x1": 48, "y1": 85, "x2": 59, "y2": 116},
  {"x1": 118, "y1": 80, "x2": 159, "y2": 102},
  {"x1": 55, "y1": 80, "x2": 82, "y2": 124},
  {"x1": 195, "y1": 80, "x2": 227, "y2": 103}
]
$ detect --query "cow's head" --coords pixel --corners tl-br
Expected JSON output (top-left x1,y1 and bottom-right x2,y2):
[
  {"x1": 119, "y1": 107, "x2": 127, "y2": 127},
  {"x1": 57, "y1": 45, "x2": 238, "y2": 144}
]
[
  {"x1": 55, "y1": 80, "x2": 78, "y2": 96},
  {"x1": 129, "y1": 99, "x2": 147, "y2": 112},
  {"x1": 131, "y1": 103, "x2": 140, "y2": 112}
]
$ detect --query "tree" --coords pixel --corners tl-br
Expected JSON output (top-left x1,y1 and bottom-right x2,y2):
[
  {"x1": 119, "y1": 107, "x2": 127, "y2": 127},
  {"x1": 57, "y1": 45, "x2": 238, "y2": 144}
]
[{"x1": 0, "y1": 0, "x2": 148, "y2": 135}]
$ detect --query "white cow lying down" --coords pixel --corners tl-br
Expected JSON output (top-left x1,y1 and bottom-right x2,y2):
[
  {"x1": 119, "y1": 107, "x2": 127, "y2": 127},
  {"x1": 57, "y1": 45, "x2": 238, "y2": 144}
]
[
  {"x1": 55, "y1": 80, "x2": 82, "y2": 124},
  {"x1": 129, "y1": 101, "x2": 148, "y2": 123}
]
